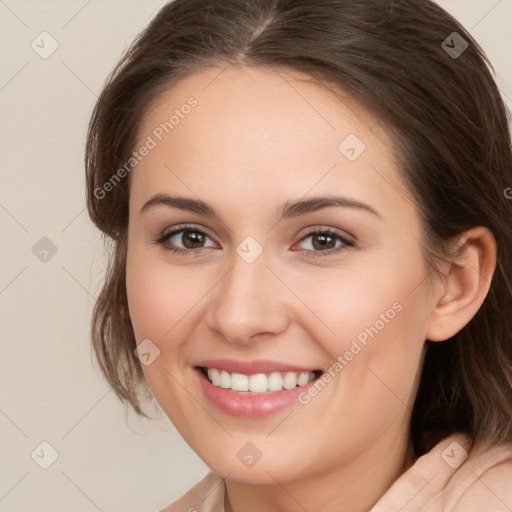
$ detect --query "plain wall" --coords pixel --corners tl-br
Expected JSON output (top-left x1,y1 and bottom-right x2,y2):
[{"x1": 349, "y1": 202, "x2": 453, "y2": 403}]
[{"x1": 1, "y1": 1, "x2": 511, "y2": 511}]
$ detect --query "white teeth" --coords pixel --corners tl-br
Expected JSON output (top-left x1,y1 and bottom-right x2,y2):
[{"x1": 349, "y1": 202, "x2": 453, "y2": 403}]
[
  {"x1": 267, "y1": 372, "x2": 283, "y2": 392},
  {"x1": 297, "y1": 372, "x2": 310, "y2": 386},
  {"x1": 283, "y1": 372, "x2": 298, "y2": 390},
  {"x1": 219, "y1": 370, "x2": 231, "y2": 389},
  {"x1": 249, "y1": 373, "x2": 267, "y2": 393},
  {"x1": 204, "y1": 368, "x2": 316, "y2": 393},
  {"x1": 231, "y1": 373, "x2": 249, "y2": 391},
  {"x1": 208, "y1": 368, "x2": 220, "y2": 386}
]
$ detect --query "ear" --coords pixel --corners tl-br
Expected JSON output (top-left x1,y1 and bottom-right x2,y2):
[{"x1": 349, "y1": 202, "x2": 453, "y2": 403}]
[{"x1": 426, "y1": 227, "x2": 497, "y2": 342}]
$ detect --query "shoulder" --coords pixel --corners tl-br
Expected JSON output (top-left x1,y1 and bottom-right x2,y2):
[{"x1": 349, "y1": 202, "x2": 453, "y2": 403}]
[
  {"x1": 159, "y1": 471, "x2": 226, "y2": 512},
  {"x1": 371, "y1": 433, "x2": 512, "y2": 512},
  {"x1": 451, "y1": 446, "x2": 512, "y2": 511}
]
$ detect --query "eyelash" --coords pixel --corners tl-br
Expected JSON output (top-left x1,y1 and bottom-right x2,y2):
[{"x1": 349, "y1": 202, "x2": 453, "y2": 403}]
[{"x1": 152, "y1": 224, "x2": 355, "y2": 258}]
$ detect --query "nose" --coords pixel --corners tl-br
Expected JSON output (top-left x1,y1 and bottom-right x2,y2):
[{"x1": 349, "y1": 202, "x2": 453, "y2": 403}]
[{"x1": 204, "y1": 249, "x2": 290, "y2": 346}]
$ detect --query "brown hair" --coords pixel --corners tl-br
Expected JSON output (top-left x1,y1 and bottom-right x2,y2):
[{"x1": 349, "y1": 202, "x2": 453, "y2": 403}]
[{"x1": 85, "y1": 0, "x2": 512, "y2": 456}]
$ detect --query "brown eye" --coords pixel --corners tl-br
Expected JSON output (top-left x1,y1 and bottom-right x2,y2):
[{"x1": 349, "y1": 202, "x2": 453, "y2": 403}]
[
  {"x1": 310, "y1": 232, "x2": 338, "y2": 251},
  {"x1": 180, "y1": 230, "x2": 206, "y2": 249},
  {"x1": 295, "y1": 229, "x2": 355, "y2": 258},
  {"x1": 154, "y1": 225, "x2": 217, "y2": 255}
]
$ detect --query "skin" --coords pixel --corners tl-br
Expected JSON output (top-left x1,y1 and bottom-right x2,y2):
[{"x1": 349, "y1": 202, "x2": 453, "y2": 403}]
[{"x1": 125, "y1": 65, "x2": 496, "y2": 511}]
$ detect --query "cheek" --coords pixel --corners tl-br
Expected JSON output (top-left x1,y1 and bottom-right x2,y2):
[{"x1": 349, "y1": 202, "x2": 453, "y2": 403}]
[
  {"x1": 296, "y1": 253, "x2": 428, "y2": 355},
  {"x1": 299, "y1": 249, "x2": 429, "y2": 403},
  {"x1": 125, "y1": 246, "x2": 206, "y2": 426},
  {"x1": 126, "y1": 246, "x2": 202, "y2": 345},
  {"x1": 287, "y1": 260, "x2": 429, "y2": 453}
]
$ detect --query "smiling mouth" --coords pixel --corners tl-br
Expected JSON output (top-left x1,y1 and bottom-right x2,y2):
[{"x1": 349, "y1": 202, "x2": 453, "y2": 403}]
[{"x1": 197, "y1": 366, "x2": 323, "y2": 395}]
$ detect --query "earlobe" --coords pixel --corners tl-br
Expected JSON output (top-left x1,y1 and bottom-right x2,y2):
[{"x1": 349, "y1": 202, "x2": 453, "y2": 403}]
[{"x1": 426, "y1": 227, "x2": 497, "y2": 342}]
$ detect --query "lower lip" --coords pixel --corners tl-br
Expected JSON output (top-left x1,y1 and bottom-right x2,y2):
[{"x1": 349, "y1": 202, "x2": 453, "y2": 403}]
[{"x1": 195, "y1": 368, "x2": 320, "y2": 418}]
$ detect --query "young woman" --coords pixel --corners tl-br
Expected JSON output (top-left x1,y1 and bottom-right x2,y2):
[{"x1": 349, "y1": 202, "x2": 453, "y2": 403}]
[{"x1": 85, "y1": 0, "x2": 512, "y2": 510}]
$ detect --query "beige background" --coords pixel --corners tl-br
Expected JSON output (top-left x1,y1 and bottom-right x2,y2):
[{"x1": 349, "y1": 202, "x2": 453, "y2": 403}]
[{"x1": 1, "y1": 1, "x2": 511, "y2": 511}]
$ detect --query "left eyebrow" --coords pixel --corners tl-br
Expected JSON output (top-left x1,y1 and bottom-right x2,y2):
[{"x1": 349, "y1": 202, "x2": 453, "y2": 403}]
[
  {"x1": 139, "y1": 193, "x2": 382, "y2": 221},
  {"x1": 277, "y1": 196, "x2": 382, "y2": 221}
]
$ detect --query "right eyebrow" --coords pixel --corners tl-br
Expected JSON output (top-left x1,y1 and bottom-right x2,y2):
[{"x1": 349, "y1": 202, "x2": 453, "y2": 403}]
[{"x1": 140, "y1": 194, "x2": 218, "y2": 216}]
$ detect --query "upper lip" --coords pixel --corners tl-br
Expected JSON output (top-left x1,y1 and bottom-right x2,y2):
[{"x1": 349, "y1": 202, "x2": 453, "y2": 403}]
[{"x1": 194, "y1": 359, "x2": 320, "y2": 375}]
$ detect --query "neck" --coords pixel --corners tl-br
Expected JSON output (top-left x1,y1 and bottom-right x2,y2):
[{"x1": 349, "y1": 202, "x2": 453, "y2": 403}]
[{"x1": 225, "y1": 426, "x2": 415, "y2": 512}]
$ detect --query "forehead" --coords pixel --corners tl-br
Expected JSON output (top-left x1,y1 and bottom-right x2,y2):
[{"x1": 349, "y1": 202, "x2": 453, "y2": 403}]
[
  {"x1": 131, "y1": 65, "x2": 413, "y2": 223},
  {"x1": 137, "y1": 64, "x2": 386, "y2": 156}
]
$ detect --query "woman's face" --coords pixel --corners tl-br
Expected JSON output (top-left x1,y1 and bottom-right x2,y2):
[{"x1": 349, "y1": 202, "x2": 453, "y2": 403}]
[{"x1": 126, "y1": 65, "x2": 438, "y2": 483}]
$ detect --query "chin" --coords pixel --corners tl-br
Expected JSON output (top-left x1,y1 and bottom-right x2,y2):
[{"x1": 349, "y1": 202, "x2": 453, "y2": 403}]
[{"x1": 196, "y1": 445, "x2": 311, "y2": 484}]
